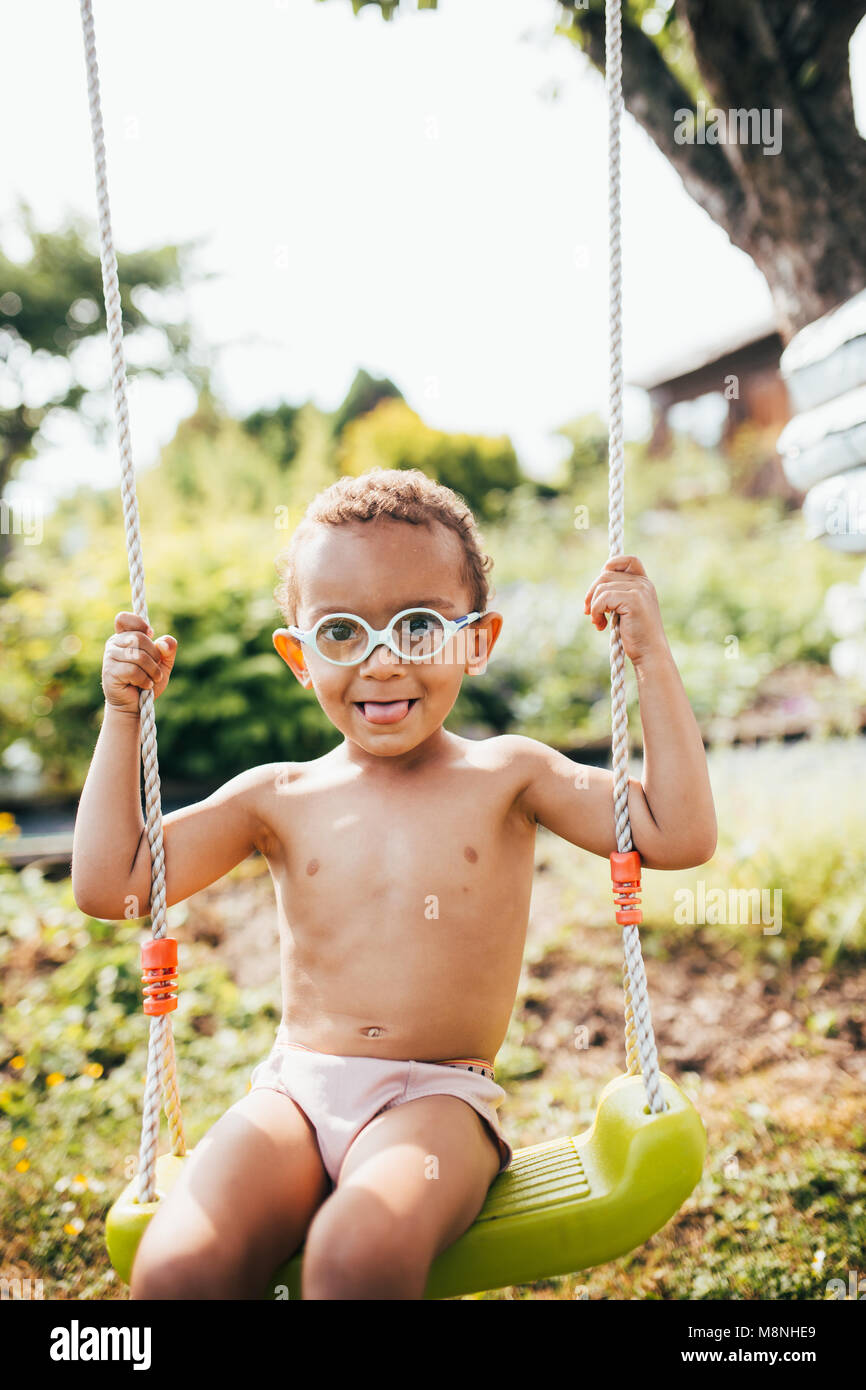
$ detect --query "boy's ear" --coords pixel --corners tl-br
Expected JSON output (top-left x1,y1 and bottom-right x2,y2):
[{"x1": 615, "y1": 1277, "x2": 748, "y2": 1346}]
[
  {"x1": 273, "y1": 629, "x2": 313, "y2": 688},
  {"x1": 465, "y1": 611, "x2": 503, "y2": 675}
]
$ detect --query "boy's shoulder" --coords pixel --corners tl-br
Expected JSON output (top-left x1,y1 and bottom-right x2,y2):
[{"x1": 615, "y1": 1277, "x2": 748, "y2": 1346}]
[
  {"x1": 205, "y1": 763, "x2": 304, "y2": 824},
  {"x1": 456, "y1": 732, "x2": 553, "y2": 780},
  {"x1": 468, "y1": 733, "x2": 550, "y2": 762},
  {"x1": 242, "y1": 760, "x2": 308, "y2": 795},
  {"x1": 213, "y1": 762, "x2": 296, "y2": 794}
]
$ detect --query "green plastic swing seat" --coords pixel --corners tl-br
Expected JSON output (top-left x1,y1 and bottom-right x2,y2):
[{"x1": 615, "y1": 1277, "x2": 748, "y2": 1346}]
[{"x1": 106, "y1": 1069, "x2": 705, "y2": 1299}]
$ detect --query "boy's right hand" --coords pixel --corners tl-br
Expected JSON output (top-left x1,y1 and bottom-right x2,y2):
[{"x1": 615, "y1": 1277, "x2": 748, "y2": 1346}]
[{"x1": 102, "y1": 612, "x2": 178, "y2": 715}]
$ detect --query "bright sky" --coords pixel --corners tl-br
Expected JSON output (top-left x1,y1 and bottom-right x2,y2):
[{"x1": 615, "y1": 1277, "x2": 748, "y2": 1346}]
[{"x1": 3, "y1": 0, "x2": 866, "y2": 511}]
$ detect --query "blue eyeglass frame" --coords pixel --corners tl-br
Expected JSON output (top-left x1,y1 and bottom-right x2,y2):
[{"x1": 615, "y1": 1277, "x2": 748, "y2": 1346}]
[{"x1": 281, "y1": 607, "x2": 484, "y2": 667}]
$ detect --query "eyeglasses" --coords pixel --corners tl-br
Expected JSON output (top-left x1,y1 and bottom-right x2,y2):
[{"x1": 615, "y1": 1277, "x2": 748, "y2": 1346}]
[{"x1": 281, "y1": 607, "x2": 484, "y2": 667}]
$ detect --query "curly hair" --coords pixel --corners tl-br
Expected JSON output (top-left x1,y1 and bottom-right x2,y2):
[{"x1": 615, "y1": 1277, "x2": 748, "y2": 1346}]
[{"x1": 274, "y1": 468, "x2": 494, "y2": 626}]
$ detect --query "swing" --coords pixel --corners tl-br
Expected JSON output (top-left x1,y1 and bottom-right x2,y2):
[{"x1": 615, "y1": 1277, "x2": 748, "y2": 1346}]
[{"x1": 77, "y1": 0, "x2": 706, "y2": 1299}]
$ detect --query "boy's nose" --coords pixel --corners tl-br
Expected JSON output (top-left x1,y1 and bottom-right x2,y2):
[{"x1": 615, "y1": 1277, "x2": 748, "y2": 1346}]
[{"x1": 360, "y1": 641, "x2": 400, "y2": 671}]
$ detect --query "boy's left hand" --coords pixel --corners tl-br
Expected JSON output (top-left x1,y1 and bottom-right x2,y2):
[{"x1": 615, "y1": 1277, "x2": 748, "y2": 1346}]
[{"x1": 583, "y1": 555, "x2": 667, "y2": 666}]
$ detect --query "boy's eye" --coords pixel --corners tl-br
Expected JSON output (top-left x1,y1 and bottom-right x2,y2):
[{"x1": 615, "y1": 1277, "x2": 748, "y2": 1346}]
[
  {"x1": 394, "y1": 611, "x2": 447, "y2": 656},
  {"x1": 322, "y1": 620, "x2": 356, "y2": 643}
]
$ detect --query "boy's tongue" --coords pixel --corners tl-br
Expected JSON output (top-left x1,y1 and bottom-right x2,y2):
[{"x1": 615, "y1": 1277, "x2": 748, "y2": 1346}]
[{"x1": 362, "y1": 698, "x2": 411, "y2": 724}]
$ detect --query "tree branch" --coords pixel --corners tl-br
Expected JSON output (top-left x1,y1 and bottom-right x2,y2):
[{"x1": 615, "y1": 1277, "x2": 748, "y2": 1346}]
[
  {"x1": 560, "y1": 3, "x2": 746, "y2": 233},
  {"x1": 679, "y1": 0, "x2": 866, "y2": 316}
]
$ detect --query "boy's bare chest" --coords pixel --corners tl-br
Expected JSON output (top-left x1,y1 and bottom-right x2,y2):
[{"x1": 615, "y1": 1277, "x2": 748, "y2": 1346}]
[
  {"x1": 260, "y1": 762, "x2": 534, "y2": 904},
  {"x1": 259, "y1": 761, "x2": 537, "y2": 1036}
]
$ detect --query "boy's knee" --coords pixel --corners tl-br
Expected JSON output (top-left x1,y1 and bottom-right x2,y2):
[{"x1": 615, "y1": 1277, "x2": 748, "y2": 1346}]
[
  {"x1": 130, "y1": 1238, "x2": 243, "y2": 1301},
  {"x1": 130, "y1": 1255, "x2": 189, "y2": 1301},
  {"x1": 301, "y1": 1203, "x2": 427, "y2": 1299}
]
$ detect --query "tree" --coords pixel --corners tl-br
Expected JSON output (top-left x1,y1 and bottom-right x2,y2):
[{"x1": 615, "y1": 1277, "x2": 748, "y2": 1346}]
[
  {"x1": 241, "y1": 400, "x2": 304, "y2": 469},
  {"x1": 0, "y1": 200, "x2": 210, "y2": 558},
  {"x1": 330, "y1": 367, "x2": 404, "y2": 437},
  {"x1": 329, "y1": 0, "x2": 866, "y2": 341},
  {"x1": 552, "y1": 412, "x2": 610, "y2": 491},
  {"x1": 239, "y1": 368, "x2": 402, "y2": 479},
  {"x1": 562, "y1": 0, "x2": 866, "y2": 339},
  {"x1": 335, "y1": 396, "x2": 525, "y2": 519}
]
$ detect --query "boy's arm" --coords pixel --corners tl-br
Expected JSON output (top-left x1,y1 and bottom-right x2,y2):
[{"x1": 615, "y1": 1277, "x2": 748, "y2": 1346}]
[
  {"x1": 511, "y1": 648, "x2": 717, "y2": 870},
  {"x1": 72, "y1": 703, "x2": 274, "y2": 920}
]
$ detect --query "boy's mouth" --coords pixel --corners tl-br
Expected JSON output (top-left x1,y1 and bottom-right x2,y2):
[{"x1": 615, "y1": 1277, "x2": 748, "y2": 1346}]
[{"x1": 353, "y1": 697, "x2": 419, "y2": 725}]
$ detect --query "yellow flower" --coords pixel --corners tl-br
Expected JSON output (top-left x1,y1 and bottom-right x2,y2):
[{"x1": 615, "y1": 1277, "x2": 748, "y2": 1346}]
[
  {"x1": 10, "y1": 1056, "x2": 25, "y2": 1070},
  {"x1": 63, "y1": 1217, "x2": 85, "y2": 1237},
  {"x1": 71, "y1": 1174, "x2": 89, "y2": 1192},
  {"x1": 0, "y1": 1091, "x2": 10, "y2": 1105},
  {"x1": 15, "y1": 1159, "x2": 30, "y2": 1173},
  {"x1": 11, "y1": 1137, "x2": 26, "y2": 1152},
  {"x1": 0, "y1": 811, "x2": 20, "y2": 838},
  {"x1": 45, "y1": 1073, "x2": 64, "y2": 1087},
  {"x1": 84, "y1": 1062, "x2": 104, "y2": 1079}
]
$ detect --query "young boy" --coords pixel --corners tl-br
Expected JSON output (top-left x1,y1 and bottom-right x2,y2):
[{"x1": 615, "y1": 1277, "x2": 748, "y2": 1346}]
[{"x1": 72, "y1": 466, "x2": 716, "y2": 1300}]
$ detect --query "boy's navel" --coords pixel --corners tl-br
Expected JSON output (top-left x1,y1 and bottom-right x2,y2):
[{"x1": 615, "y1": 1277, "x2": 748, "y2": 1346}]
[{"x1": 361, "y1": 1025, "x2": 386, "y2": 1038}]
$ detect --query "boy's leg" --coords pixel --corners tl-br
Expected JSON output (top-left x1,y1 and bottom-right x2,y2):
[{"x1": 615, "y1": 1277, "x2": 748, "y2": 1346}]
[
  {"x1": 301, "y1": 1094, "x2": 501, "y2": 1300},
  {"x1": 130, "y1": 1089, "x2": 330, "y2": 1300}
]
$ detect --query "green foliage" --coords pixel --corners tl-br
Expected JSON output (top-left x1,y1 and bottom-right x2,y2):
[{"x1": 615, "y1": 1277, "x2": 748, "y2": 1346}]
[
  {"x1": 240, "y1": 362, "x2": 403, "y2": 470},
  {"x1": 0, "y1": 398, "x2": 343, "y2": 792},
  {"x1": 0, "y1": 200, "x2": 208, "y2": 497},
  {"x1": 556, "y1": 1, "x2": 707, "y2": 106},
  {"x1": 241, "y1": 398, "x2": 304, "y2": 475},
  {"x1": 2, "y1": 398, "x2": 863, "y2": 791},
  {"x1": 336, "y1": 396, "x2": 524, "y2": 522},
  {"x1": 538, "y1": 734, "x2": 866, "y2": 968},
  {"x1": 323, "y1": 0, "x2": 706, "y2": 107},
  {"x1": 483, "y1": 437, "x2": 861, "y2": 749},
  {"x1": 551, "y1": 413, "x2": 609, "y2": 492},
  {"x1": 0, "y1": 861, "x2": 280, "y2": 1297},
  {"x1": 329, "y1": 367, "x2": 403, "y2": 438}
]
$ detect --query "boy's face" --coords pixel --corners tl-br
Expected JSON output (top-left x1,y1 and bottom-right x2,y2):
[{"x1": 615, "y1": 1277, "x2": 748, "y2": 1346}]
[{"x1": 273, "y1": 518, "x2": 503, "y2": 762}]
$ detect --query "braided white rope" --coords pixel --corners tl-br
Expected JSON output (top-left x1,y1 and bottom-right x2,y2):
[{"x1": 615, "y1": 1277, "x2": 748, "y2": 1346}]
[
  {"x1": 605, "y1": 0, "x2": 665, "y2": 1113},
  {"x1": 78, "y1": 0, "x2": 185, "y2": 1203}
]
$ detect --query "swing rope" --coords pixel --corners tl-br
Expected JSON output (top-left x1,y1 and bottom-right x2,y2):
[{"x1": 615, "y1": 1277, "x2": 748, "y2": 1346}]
[
  {"x1": 78, "y1": 0, "x2": 185, "y2": 1203},
  {"x1": 78, "y1": 0, "x2": 665, "y2": 1210},
  {"x1": 604, "y1": 0, "x2": 666, "y2": 1113}
]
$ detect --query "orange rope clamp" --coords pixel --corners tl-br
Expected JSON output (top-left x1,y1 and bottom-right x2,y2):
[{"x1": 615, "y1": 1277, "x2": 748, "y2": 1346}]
[
  {"x1": 610, "y1": 850, "x2": 642, "y2": 925},
  {"x1": 141, "y1": 937, "x2": 179, "y2": 1015}
]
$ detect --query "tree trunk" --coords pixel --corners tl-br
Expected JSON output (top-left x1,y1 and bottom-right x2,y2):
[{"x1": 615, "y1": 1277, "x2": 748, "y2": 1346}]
[{"x1": 570, "y1": 0, "x2": 866, "y2": 342}]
